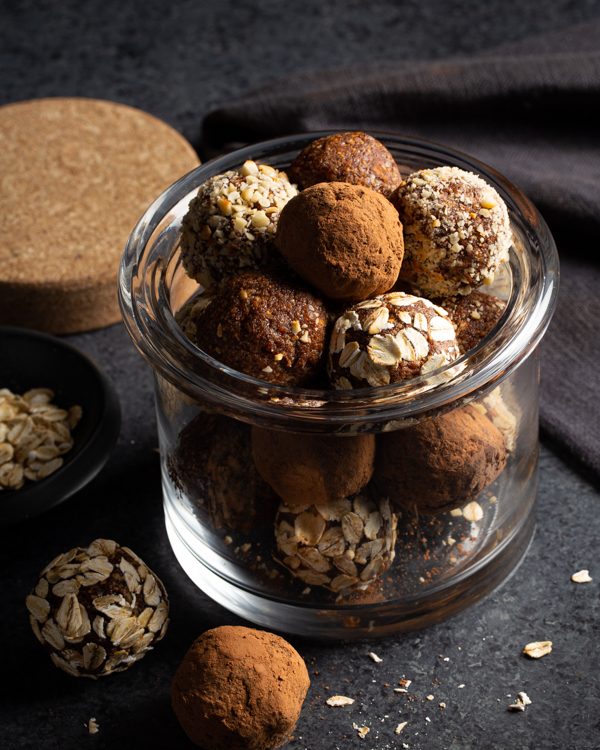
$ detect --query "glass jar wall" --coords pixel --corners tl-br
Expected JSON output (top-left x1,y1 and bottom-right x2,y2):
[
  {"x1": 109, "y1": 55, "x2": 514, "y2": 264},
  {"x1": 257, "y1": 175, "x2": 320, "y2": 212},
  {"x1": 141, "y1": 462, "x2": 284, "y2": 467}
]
[{"x1": 120, "y1": 133, "x2": 558, "y2": 638}]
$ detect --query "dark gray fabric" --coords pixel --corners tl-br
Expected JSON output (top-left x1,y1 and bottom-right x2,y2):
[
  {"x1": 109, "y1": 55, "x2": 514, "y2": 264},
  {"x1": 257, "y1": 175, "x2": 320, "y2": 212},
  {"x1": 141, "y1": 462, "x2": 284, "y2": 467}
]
[{"x1": 201, "y1": 20, "x2": 600, "y2": 477}]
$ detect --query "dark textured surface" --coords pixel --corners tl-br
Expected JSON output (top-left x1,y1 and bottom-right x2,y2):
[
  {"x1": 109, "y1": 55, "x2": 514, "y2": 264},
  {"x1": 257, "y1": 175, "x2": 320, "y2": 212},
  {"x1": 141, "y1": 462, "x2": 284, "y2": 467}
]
[{"x1": 1, "y1": 2, "x2": 600, "y2": 749}]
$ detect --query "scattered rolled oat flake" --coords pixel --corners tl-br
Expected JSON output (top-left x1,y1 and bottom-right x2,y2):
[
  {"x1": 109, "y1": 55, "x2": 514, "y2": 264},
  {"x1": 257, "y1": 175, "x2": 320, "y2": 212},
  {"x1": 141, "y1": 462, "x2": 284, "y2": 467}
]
[
  {"x1": 88, "y1": 718, "x2": 99, "y2": 734},
  {"x1": 443, "y1": 657, "x2": 450, "y2": 662},
  {"x1": 425, "y1": 717, "x2": 431, "y2": 722},
  {"x1": 523, "y1": 641, "x2": 552, "y2": 659},
  {"x1": 462, "y1": 500, "x2": 483, "y2": 522},
  {"x1": 426, "y1": 695, "x2": 434, "y2": 701},
  {"x1": 394, "y1": 688, "x2": 407, "y2": 693},
  {"x1": 369, "y1": 652, "x2": 383, "y2": 663},
  {"x1": 352, "y1": 723, "x2": 370, "y2": 739},
  {"x1": 395, "y1": 721, "x2": 408, "y2": 735},
  {"x1": 508, "y1": 702, "x2": 525, "y2": 712},
  {"x1": 572, "y1": 569, "x2": 593, "y2": 583},
  {"x1": 457, "y1": 684, "x2": 465, "y2": 689},
  {"x1": 326, "y1": 696, "x2": 355, "y2": 706},
  {"x1": 439, "y1": 702, "x2": 446, "y2": 708},
  {"x1": 518, "y1": 692, "x2": 532, "y2": 706}
]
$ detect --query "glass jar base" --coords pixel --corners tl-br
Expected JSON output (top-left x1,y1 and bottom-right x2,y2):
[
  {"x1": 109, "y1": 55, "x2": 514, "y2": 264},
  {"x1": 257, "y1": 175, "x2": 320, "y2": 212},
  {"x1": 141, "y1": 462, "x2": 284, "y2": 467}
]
[{"x1": 164, "y1": 493, "x2": 536, "y2": 640}]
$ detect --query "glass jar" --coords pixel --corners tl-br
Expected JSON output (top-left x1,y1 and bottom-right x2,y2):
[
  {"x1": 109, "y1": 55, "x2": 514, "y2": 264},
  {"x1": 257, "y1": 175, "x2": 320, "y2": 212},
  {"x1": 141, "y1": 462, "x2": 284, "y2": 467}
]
[{"x1": 119, "y1": 133, "x2": 558, "y2": 639}]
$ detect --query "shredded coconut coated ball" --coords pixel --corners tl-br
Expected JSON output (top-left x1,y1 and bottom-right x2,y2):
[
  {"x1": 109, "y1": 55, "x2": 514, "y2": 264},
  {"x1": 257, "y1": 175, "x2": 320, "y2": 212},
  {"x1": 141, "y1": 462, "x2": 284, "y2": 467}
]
[
  {"x1": 392, "y1": 166, "x2": 512, "y2": 297},
  {"x1": 180, "y1": 160, "x2": 298, "y2": 292}
]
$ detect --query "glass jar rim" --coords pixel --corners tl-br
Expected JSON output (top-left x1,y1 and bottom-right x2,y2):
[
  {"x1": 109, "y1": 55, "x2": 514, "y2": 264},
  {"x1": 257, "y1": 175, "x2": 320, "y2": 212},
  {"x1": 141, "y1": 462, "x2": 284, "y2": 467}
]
[{"x1": 119, "y1": 131, "x2": 559, "y2": 430}]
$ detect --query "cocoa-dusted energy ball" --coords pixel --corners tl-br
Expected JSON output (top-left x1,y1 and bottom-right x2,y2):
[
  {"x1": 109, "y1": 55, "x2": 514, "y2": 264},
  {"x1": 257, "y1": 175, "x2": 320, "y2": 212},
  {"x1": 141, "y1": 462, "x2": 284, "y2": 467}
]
[
  {"x1": 276, "y1": 182, "x2": 404, "y2": 303},
  {"x1": 195, "y1": 271, "x2": 328, "y2": 387},
  {"x1": 26, "y1": 539, "x2": 169, "y2": 678},
  {"x1": 170, "y1": 413, "x2": 279, "y2": 533},
  {"x1": 392, "y1": 166, "x2": 512, "y2": 297},
  {"x1": 252, "y1": 426, "x2": 375, "y2": 508},
  {"x1": 180, "y1": 160, "x2": 298, "y2": 292},
  {"x1": 274, "y1": 493, "x2": 397, "y2": 593},
  {"x1": 328, "y1": 292, "x2": 461, "y2": 389},
  {"x1": 436, "y1": 290, "x2": 507, "y2": 355},
  {"x1": 171, "y1": 626, "x2": 310, "y2": 750},
  {"x1": 375, "y1": 405, "x2": 507, "y2": 515},
  {"x1": 288, "y1": 132, "x2": 401, "y2": 198}
]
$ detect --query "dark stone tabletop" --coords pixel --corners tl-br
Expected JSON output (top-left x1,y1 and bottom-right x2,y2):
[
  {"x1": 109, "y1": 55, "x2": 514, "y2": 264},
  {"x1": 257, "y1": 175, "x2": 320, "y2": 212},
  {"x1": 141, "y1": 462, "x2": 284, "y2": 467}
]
[{"x1": 1, "y1": 2, "x2": 600, "y2": 748}]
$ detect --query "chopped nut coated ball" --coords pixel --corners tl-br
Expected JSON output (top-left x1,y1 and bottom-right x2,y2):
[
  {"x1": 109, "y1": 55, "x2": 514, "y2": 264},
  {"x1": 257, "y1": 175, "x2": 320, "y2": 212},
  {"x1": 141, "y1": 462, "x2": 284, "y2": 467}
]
[
  {"x1": 26, "y1": 539, "x2": 169, "y2": 678},
  {"x1": 392, "y1": 166, "x2": 511, "y2": 297},
  {"x1": 436, "y1": 290, "x2": 507, "y2": 354},
  {"x1": 288, "y1": 132, "x2": 401, "y2": 198},
  {"x1": 328, "y1": 292, "x2": 461, "y2": 390},
  {"x1": 180, "y1": 161, "x2": 298, "y2": 292}
]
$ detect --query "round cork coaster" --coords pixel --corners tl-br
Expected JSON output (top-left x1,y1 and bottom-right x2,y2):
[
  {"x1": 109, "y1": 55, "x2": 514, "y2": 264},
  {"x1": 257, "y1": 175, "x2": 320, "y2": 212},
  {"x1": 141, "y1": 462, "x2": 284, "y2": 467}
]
[{"x1": 0, "y1": 98, "x2": 200, "y2": 334}]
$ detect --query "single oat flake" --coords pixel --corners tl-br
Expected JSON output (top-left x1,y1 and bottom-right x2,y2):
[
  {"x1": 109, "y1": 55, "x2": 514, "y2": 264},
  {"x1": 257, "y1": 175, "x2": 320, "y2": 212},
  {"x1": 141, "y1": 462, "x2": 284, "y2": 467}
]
[
  {"x1": 395, "y1": 721, "x2": 408, "y2": 735},
  {"x1": 88, "y1": 718, "x2": 99, "y2": 734},
  {"x1": 353, "y1": 723, "x2": 370, "y2": 739},
  {"x1": 523, "y1": 641, "x2": 552, "y2": 659},
  {"x1": 572, "y1": 569, "x2": 593, "y2": 583},
  {"x1": 326, "y1": 696, "x2": 355, "y2": 706},
  {"x1": 369, "y1": 652, "x2": 383, "y2": 663}
]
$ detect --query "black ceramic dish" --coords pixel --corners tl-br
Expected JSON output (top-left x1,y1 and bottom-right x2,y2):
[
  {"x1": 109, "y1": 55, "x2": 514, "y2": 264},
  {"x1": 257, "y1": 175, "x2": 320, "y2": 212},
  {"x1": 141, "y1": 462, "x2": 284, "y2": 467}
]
[{"x1": 0, "y1": 326, "x2": 121, "y2": 526}]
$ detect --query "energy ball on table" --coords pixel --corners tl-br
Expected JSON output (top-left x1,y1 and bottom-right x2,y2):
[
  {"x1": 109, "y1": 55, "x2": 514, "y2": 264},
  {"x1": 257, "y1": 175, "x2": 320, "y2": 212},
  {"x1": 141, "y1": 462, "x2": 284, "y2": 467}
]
[
  {"x1": 252, "y1": 426, "x2": 375, "y2": 508},
  {"x1": 180, "y1": 160, "x2": 298, "y2": 292},
  {"x1": 26, "y1": 539, "x2": 169, "y2": 678},
  {"x1": 170, "y1": 413, "x2": 279, "y2": 533},
  {"x1": 288, "y1": 132, "x2": 401, "y2": 198},
  {"x1": 171, "y1": 626, "x2": 310, "y2": 750},
  {"x1": 274, "y1": 493, "x2": 397, "y2": 593},
  {"x1": 195, "y1": 271, "x2": 328, "y2": 387},
  {"x1": 328, "y1": 292, "x2": 461, "y2": 390},
  {"x1": 436, "y1": 290, "x2": 507, "y2": 355},
  {"x1": 375, "y1": 405, "x2": 507, "y2": 516},
  {"x1": 276, "y1": 182, "x2": 404, "y2": 303},
  {"x1": 392, "y1": 166, "x2": 512, "y2": 297}
]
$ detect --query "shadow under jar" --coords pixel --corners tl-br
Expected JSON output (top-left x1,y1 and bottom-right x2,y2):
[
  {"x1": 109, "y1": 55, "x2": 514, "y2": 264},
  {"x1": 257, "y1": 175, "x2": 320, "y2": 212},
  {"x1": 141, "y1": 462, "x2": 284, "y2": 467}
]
[{"x1": 119, "y1": 133, "x2": 559, "y2": 639}]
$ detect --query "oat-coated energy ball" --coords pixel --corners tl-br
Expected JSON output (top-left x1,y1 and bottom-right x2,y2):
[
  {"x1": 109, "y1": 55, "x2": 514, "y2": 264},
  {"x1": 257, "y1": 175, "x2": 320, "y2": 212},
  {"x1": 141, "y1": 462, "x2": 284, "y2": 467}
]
[
  {"x1": 194, "y1": 270, "x2": 329, "y2": 387},
  {"x1": 288, "y1": 132, "x2": 402, "y2": 198},
  {"x1": 375, "y1": 405, "x2": 507, "y2": 515},
  {"x1": 252, "y1": 426, "x2": 375, "y2": 508},
  {"x1": 328, "y1": 292, "x2": 461, "y2": 389},
  {"x1": 180, "y1": 160, "x2": 298, "y2": 292},
  {"x1": 171, "y1": 626, "x2": 310, "y2": 750},
  {"x1": 276, "y1": 182, "x2": 404, "y2": 303},
  {"x1": 274, "y1": 493, "x2": 397, "y2": 593},
  {"x1": 26, "y1": 539, "x2": 169, "y2": 678},
  {"x1": 436, "y1": 290, "x2": 507, "y2": 355},
  {"x1": 392, "y1": 166, "x2": 512, "y2": 297}
]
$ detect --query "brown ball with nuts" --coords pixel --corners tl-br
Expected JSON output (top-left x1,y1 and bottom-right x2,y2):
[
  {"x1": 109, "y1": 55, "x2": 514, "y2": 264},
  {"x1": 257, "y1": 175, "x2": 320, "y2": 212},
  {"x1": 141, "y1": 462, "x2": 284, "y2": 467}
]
[
  {"x1": 276, "y1": 182, "x2": 404, "y2": 303},
  {"x1": 252, "y1": 426, "x2": 376, "y2": 508},
  {"x1": 194, "y1": 270, "x2": 329, "y2": 387},
  {"x1": 171, "y1": 625, "x2": 310, "y2": 750},
  {"x1": 435, "y1": 290, "x2": 507, "y2": 355},
  {"x1": 288, "y1": 132, "x2": 401, "y2": 198},
  {"x1": 375, "y1": 405, "x2": 507, "y2": 516}
]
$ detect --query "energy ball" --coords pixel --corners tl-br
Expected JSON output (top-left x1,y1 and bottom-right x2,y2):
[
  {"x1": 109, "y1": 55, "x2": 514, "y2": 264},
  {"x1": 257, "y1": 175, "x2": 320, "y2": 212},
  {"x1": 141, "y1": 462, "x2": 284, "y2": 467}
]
[
  {"x1": 26, "y1": 539, "x2": 169, "y2": 678},
  {"x1": 252, "y1": 426, "x2": 375, "y2": 508},
  {"x1": 194, "y1": 271, "x2": 328, "y2": 387},
  {"x1": 276, "y1": 182, "x2": 404, "y2": 303},
  {"x1": 171, "y1": 626, "x2": 310, "y2": 750},
  {"x1": 180, "y1": 160, "x2": 298, "y2": 292},
  {"x1": 288, "y1": 132, "x2": 401, "y2": 198},
  {"x1": 436, "y1": 291, "x2": 507, "y2": 355},
  {"x1": 328, "y1": 292, "x2": 461, "y2": 390},
  {"x1": 392, "y1": 166, "x2": 512, "y2": 297},
  {"x1": 375, "y1": 405, "x2": 507, "y2": 516},
  {"x1": 274, "y1": 493, "x2": 397, "y2": 593},
  {"x1": 170, "y1": 413, "x2": 279, "y2": 533}
]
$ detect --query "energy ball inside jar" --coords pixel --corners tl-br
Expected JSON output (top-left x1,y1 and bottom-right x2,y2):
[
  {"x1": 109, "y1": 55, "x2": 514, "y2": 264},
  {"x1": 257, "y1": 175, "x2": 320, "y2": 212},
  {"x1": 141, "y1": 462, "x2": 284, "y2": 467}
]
[
  {"x1": 180, "y1": 160, "x2": 298, "y2": 292},
  {"x1": 274, "y1": 494, "x2": 397, "y2": 593},
  {"x1": 391, "y1": 166, "x2": 512, "y2": 297},
  {"x1": 375, "y1": 405, "x2": 507, "y2": 516},
  {"x1": 328, "y1": 292, "x2": 461, "y2": 390},
  {"x1": 276, "y1": 182, "x2": 404, "y2": 303},
  {"x1": 252, "y1": 426, "x2": 376, "y2": 508},
  {"x1": 171, "y1": 625, "x2": 310, "y2": 750},
  {"x1": 26, "y1": 539, "x2": 169, "y2": 678},
  {"x1": 436, "y1": 290, "x2": 507, "y2": 355},
  {"x1": 195, "y1": 271, "x2": 328, "y2": 387},
  {"x1": 288, "y1": 132, "x2": 401, "y2": 198}
]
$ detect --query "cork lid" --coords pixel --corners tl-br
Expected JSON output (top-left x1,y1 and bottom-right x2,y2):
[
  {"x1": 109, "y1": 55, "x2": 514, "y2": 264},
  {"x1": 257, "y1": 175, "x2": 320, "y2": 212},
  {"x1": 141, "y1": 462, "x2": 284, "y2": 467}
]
[{"x1": 0, "y1": 98, "x2": 201, "y2": 334}]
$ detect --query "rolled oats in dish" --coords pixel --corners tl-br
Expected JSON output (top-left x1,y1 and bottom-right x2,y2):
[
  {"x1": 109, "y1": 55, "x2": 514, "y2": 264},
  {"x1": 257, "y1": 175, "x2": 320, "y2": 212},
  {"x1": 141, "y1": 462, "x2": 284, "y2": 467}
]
[
  {"x1": 180, "y1": 160, "x2": 298, "y2": 292},
  {"x1": 327, "y1": 292, "x2": 461, "y2": 389},
  {"x1": 392, "y1": 166, "x2": 511, "y2": 297}
]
